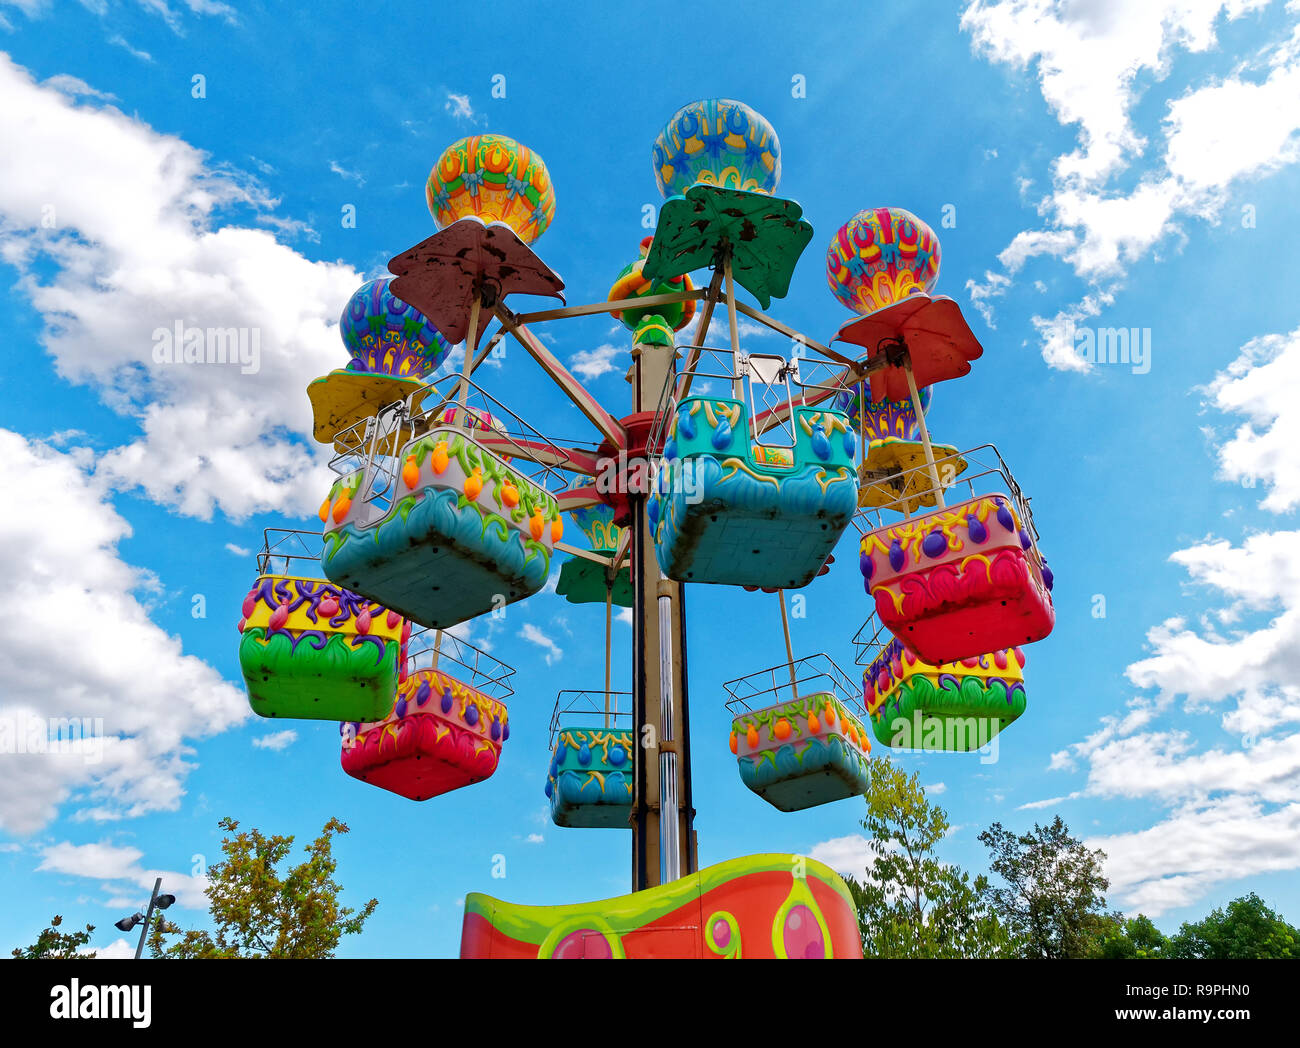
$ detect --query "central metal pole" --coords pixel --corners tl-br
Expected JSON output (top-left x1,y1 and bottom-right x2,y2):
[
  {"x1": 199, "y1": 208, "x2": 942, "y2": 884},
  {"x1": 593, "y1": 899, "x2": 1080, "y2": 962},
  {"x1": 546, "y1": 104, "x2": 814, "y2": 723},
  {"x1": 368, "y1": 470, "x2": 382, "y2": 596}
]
[
  {"x1": 629, "y1": 330, "x2": 694, "y2": 891},
  {"x1": 135, "y1": 877, "x2": 162, "y2": 960},
  {"x1": 657, "y1": 575, "x2": 679, "y2": 883}
]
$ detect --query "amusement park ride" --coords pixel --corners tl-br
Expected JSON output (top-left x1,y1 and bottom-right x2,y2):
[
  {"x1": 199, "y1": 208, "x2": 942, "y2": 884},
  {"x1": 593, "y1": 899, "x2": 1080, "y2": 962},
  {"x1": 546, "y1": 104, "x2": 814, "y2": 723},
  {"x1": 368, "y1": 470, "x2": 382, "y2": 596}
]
[{"x1": 235, "y1": 98, "x2": 1055, "y2": 958}]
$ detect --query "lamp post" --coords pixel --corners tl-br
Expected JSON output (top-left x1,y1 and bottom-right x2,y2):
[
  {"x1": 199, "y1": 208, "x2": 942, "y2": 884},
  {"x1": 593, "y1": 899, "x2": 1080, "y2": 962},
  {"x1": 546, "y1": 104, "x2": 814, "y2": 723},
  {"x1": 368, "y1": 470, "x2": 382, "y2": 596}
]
[{"x1": 114, "y1": 877, "x2": 176, "y2": 959}]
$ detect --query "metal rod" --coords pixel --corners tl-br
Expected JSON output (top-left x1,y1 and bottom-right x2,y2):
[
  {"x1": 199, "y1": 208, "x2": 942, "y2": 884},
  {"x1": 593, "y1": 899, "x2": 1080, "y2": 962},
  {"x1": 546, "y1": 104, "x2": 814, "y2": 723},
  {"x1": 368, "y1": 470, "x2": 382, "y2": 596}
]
[
  {"x1": 514, "y1": 288, "x2": 702, "y2": 325},
  {"x1": 454, "y1": 296, "x2": 481, "y2": 427},
  {"x1": 610, "y1": 526, "x2": 632, "y2": 574},
  {"x1": 730, "y1": 298, "x2": 855, "y2": 367},
  {"x1": 904, "y1": 359, "x2": 945, "y2": 508},
  {"x1": 724, "y1": 256, "x2": 744, "y2": 401},
  {"x1": 676, "y1": 267, "x2": 725, "y2": 400},
  {"x1": 477, "y1": 437, "x2": 597, "y2": 474},
  {"x1": 135, "y1": 877, "x2": 162, "y2": 960},
  {"x1": 432, "y1": 629, "x2": 443, "y2": 670},
  {"x1": 495, "y1": 306, "x2": 627, "y2": 448},
  {"x1": 432, "y1": 327, "x2": 500, "y2": 416},
  {"x1": 553, "y1": 540, "x2": 615, "y2": 567},
  {"x1": 777, "y1": 589, "x2": 799, "y2": 700}
]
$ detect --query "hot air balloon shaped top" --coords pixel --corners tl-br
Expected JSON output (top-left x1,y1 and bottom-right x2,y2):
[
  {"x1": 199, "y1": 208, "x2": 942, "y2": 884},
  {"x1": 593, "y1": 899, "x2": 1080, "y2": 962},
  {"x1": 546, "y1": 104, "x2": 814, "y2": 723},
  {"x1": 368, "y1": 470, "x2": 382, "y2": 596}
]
[
  {"x1": 608, "y1": 236, "x2": 696, "y2": 340},
  {"x1": 827, "y1": 207, "x2": 942, "y2": 315},
  {"x1": 652, "y1": 99, "x2": 781, "y2": 199},
  {"x1": 833, "y1": 383, "x2": 933, "y2": 439},
  {"x1": 425, "y1": 134, "x2": 556, "y2": 244},
  {"x1": 339, "y1": 278, "x2": 452, "y2": 379}
]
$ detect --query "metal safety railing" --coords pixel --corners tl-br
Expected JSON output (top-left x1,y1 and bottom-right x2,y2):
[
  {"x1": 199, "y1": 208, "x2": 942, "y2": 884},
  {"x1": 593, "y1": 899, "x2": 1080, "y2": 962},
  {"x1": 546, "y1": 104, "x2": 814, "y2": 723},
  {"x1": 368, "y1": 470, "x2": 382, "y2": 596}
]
[
  {"x1": 851, "y1": 443, "x2": 1043, "y2": 547},
  {"x1": 255, "y1": 528, "x2": 325, "y2": 577},
  {"x1": 404, "y1": 625, "x2": 516, "y2": 699},
  {"x1": 547, "y1": 689, "x2": 633, "y2": 749},
  {"x1": 648, "y1": 345, "x2": 856, "y2": 457},
  {"x1": 851, "y1": 611, "x2": 898, "y2": 670},
  {"x1": 325, "y1": 375, "x2": 574, "y2": 520},
  {"x1": 722, "y1": 652, "x2": 865, "y2": 719}
]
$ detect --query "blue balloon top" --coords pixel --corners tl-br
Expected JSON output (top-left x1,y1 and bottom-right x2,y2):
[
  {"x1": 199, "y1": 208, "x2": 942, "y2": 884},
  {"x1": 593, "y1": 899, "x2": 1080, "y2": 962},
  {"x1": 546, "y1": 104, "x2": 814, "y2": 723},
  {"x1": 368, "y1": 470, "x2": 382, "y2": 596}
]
[
  {"x1": 652, "y1": 98, "x2": 782, "y2": 199},
  {"x1": 338, "y1": 278, "x2": 452, "y2": 380}
]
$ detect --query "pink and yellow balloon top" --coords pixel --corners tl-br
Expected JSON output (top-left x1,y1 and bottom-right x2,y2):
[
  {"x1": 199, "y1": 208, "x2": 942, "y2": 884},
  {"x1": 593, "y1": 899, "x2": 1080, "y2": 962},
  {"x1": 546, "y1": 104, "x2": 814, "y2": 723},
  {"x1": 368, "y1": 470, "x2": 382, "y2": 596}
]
[
  {"x1": 826, "y1": 207, "x2": 941, "y2": 315},
  {"x1": 425, "y1": 134, "x2": 556, "y2": 245}
]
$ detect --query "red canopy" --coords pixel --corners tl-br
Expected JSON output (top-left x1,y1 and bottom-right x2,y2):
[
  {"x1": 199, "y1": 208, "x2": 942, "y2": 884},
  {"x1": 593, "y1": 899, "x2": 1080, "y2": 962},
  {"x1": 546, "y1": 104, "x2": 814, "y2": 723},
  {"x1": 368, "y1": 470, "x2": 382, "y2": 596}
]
[{"x1": 832, "y1": 294, "x2": 983, "y2": 402}]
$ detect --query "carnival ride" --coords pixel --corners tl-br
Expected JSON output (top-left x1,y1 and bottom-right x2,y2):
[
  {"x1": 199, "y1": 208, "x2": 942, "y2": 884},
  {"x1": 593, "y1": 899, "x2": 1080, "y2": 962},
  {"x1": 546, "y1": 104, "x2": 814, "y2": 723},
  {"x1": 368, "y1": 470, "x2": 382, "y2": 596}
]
[{"x1": 236, "y1": 99, "x2": 1056, "y2": 958}]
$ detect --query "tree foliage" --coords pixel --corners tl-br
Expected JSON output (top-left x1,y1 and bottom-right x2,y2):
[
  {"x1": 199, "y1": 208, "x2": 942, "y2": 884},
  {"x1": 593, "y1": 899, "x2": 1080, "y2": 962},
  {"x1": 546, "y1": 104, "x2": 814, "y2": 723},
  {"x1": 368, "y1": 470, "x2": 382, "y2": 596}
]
[
  {"x1": 1093, "y1": 914, "x2": 1168, "y2": 959},
  {"x1": 1167, "y1": 893, "x2": 1300, "y2": 959},
  {"x1": 978, "y1": 815, "x2": 1112, "y2": 958},
  {"x1": 11, "y1": 914, "x2": 96, "y2": 959},
  {"x1": 149, "y1": 816, "x2": 377, "y2": 959},
  {"x1": 845, "y1": 757, "x2": 1014, "y2": 958}
]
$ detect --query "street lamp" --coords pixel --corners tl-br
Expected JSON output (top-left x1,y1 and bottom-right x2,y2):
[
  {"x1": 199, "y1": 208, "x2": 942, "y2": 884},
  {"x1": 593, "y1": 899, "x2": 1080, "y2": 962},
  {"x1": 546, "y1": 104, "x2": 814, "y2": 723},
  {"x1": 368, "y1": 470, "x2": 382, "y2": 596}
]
[{"x1": 114, "y1": 878, "x2": 175, "y2": 959}]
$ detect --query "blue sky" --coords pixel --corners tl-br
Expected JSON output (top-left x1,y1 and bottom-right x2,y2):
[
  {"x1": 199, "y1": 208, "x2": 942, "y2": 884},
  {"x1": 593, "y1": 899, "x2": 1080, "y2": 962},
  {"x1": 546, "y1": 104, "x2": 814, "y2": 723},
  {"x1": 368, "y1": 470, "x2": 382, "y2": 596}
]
[{"x1": 2, "y1": 0, "x2": 1300, "y2": 958}]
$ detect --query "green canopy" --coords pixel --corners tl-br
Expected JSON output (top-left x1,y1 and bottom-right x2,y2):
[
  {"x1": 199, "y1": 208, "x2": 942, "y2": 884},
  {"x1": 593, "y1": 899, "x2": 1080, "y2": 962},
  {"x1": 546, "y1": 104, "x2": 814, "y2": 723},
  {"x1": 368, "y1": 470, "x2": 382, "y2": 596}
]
[
  {"x1": 642, "y1": 184, "x2": 814, "y2": 310},
  {"x1": 555, "y1": 552, "x2": 633, "y2": 608}
]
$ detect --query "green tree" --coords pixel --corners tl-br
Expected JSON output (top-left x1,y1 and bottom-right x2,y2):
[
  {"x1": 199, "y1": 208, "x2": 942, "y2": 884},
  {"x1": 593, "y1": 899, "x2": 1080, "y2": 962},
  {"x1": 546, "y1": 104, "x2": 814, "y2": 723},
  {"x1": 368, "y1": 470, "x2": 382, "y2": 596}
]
[
  {"x1": 149, "y1": 816, "x2": 377, "y2": 958},
  {"x1": 11, "y1": 914, "x2": 96, "y2": 959},
  {"x1": 845, "y1": 757, "x2": 1015, "y2": 958},
  {"x1": 1167, "y1": 893, "x2": 1300, "y2": 959},
  {"x1": 978, "y1": 815, "x2": 1112, "y2": 958},
  {"x1": 1093, "y1": 913, "x2": 1169, "y2": 959}
]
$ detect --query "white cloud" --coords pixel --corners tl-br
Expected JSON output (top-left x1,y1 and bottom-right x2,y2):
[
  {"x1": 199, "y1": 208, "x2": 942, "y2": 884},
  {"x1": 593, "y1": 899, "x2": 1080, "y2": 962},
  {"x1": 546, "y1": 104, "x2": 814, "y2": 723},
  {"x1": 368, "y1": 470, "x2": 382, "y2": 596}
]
[
  {"x1": 961, "y1": 2, "x2": 1300, "y2": 366},
  {"x1": 808, "y1": 834, "x2": 872, "y2": 878},
  {"x1": 41, "y1": 73, "x2": 116, "y2": 102},
  {"x1": 1163, "y1": 61, "x2": 1300, "y2": 196},
  {"x1": 135, "y1": 0, "x2": 237, "y2": 33},
  {"x1": 0, "y1": 54, "x2": 362, "y2": 522},
  {"x1": 1045, "y1": 323, "x2": 1300, "y2": 914},
  {"x1": 1, "y1": 1, "x2": 47, "y2": 21},
  {"x1": 89, "y1": 937, "x2": 136, "y2": 958},
  {"x1": 445, "y1": 92, "x2": 475, "y2": 121},
  {"x1": 0, "y1": 430, "x2": 247, "y2": 834},
  {"x1": 963, "y1": 0, "x2": 1268, "y2": 186},
  {"x1": 526, "y1": 832, "x2": 544, "y2": 843},
  {"x1": 1088, "y1": 797, "x2": 1300, "y2": 914},
  {"x1": 1202, "y1": 325, "x2": 1300, "y2": 511},
  {"x1": 569, "y1": 344, "x2": 622, "y2": 380},
  {"x1": 37, "y1": 839, "x2": 208, "y2": 909},
  {"x1": 328, "y1": 160, "x2": 365, "y2": 186},
  {"x1": 252, "y1": 730, "x2": 297, "y2": 751},
  {"x1": 224, "y1": 542, "x2": 250, "y2": 557},
  {"x1": 519, "y1": 623, "x2": 563, "y2": 665},
  {"x1": 106, "y1": 34, "x2": 153, "y2": 62}
]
